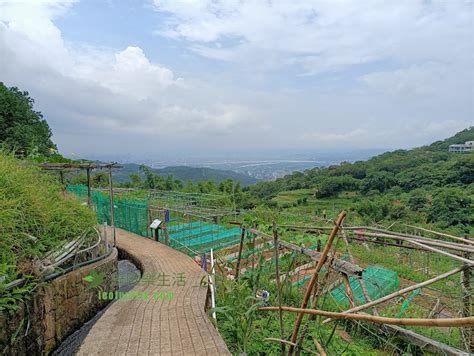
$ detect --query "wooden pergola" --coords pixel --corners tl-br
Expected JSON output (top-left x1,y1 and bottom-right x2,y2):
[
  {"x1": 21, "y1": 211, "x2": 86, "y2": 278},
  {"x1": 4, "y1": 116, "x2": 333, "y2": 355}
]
[{"x1": 39, "y1": 162, "x2": 122, "y2": 246}]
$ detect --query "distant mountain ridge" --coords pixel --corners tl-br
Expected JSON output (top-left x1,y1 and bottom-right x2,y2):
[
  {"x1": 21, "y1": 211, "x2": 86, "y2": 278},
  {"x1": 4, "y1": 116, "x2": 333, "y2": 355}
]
[{"x1": 112, "y1": 163, "x2": 258, "y2": 186}]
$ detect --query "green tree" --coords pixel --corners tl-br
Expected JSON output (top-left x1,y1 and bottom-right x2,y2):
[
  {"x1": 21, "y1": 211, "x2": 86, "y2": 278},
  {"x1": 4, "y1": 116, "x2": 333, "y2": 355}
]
[
  {"x1": 165, "y1": 175, "x2": 174, "y2": 190},
  {"x1": 315, "y1": 175, "x2": 360, "y2": 198},
  {"x1": 427, "y1": 188, "x2": 472, "y2": 227},
  {"x1": 355, "y1": 197, "x2": 390, "y2": 222},
  {"x1": 92, "y1": 171, "x2": 109, "y2": 187},
  {"x1": 360, "y1": 171, "x2": 398, "y2": 195},
  {"x1": 0, "y1": 83, "x2": 56, "y2": 156},
  {"x1": 129, "y1": 173, "x2": 142, "y2": 187},
  {"x1": 408, "y1": 189, "x2": 428, "y2": 211},
  {"x1": 139, "y1": 165, "x2": 156, "y2": 189}
]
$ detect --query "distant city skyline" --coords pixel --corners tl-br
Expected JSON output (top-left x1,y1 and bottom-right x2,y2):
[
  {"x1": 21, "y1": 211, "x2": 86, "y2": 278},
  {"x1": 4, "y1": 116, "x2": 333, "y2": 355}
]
[{"x1": 1, "y1": 0, "x2": 472, "y2": 158}]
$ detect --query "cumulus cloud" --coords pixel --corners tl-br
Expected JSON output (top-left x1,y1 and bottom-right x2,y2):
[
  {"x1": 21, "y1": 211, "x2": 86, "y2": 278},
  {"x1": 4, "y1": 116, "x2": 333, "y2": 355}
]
[{"x1": 0, "y1": 0, "x2": 255, "y2": 156}]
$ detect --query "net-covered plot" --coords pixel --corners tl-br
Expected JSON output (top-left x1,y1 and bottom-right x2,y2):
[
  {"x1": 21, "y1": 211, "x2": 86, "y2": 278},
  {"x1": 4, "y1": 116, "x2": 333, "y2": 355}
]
[{"x1": 331, "y1": 266, "x2": 400, "y2": 308}]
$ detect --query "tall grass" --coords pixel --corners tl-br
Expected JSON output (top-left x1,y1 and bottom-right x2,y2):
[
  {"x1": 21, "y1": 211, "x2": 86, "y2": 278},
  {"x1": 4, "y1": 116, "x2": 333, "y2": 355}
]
[{"x1": 0, "y1": 151, "x2": 96, "y2": 310}]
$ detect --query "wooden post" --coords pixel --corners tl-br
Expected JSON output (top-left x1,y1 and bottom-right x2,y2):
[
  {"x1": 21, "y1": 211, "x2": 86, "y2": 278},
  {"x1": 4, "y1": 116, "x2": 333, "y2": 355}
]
[
  {"x1": 108, "y1": 166, "x2": 116, "y2": 247},
  {"x1": 163, "y1": 224, "x2": 170, "y2": 246},
  {"x1": 288, "y1": 211, "x2": 346, "y2": 355},
  {"x1": 461, "y1": 235, "x2": 473, "y2": 353},
  {"x1": 273, "y1": 222, "x2": 285, "y2": 354},
  {"x1": 235, "y1": 226, "x2": 246, "y2": 280},
  {"x1": 59, "y1": 170, "x2": 65, "y2": 186},
  {"x1": 86, "y1": 167, "x2": 92, "y2": 208}
]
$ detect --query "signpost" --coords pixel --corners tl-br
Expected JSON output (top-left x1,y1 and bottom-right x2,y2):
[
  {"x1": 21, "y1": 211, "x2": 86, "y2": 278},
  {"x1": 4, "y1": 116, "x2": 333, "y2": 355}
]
[{"x1": 150, "y1": 219, "x2": 162, "y2": 241}]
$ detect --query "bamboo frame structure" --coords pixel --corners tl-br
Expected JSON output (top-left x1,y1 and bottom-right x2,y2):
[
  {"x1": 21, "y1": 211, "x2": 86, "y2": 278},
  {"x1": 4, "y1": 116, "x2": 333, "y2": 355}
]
[
  {"x1": 248, "y1": 228, "x2": 363, "y2": 276},
  {"x1": 321, "y1": 266, "x2": 465, "y2": 324},
  {"x1": 256, "y1": 220, "x2": 474, "y2": 354},
  {"x1": 260, "y1": 306, "x2": 474, "y2": 327},
  {"x1": 288, "y1": 211, "x2": 347, "y2": 354}
]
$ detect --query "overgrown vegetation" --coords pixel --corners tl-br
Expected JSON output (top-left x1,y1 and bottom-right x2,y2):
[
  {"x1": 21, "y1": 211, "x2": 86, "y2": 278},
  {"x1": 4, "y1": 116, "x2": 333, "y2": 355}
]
[{"x1": 0, "y1": 151, "x2": 96, "y2": 311}]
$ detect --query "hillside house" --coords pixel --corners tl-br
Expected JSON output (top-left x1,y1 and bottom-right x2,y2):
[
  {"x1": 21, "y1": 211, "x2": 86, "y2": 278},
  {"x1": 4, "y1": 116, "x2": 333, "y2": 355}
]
[{"x1": 448, "y1": 141, "x2": 474, "y2": 153}]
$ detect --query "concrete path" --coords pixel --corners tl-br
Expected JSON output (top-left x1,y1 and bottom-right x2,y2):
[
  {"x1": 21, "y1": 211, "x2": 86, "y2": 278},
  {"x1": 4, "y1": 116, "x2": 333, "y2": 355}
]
[{"x1": 78, "y1": 228, "x2": 230, "y2": 355}]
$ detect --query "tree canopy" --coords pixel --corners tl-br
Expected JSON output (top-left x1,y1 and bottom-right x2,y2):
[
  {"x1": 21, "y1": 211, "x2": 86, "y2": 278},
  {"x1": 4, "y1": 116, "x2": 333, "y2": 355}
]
[{"x1": 0, "y1": 83, "x2": 56, "y2": 157}]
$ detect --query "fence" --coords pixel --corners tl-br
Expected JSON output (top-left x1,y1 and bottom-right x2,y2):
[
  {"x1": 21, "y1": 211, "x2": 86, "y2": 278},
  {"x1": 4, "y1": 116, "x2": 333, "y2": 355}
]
[{"x1": 67, "y1": 185, "x2": 242, "y2": 256}]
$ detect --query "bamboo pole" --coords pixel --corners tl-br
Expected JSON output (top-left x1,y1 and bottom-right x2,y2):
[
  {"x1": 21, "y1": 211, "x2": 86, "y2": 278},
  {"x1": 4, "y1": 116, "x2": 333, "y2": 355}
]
[
  {"x1": 248, "y1": 228, "x2": 362, "y2": 276},
  {"x1": 288, "y1": 211, "x2": 346, "y2": 354},
  {"x1": 340, "y1": 230, "x2": 378, "y2": 316},
  {"x1": 282, "y1": 224, "x2": 474, "y2": 247},
  {"x1": 260, "y1": 306, "x2": 474, "y2": 327},
  {"x1": 313, "y1": 337, "x2": 327, "y2": 356},
  {"x1": 235, "y1": 226, "x2": 246, "y2": 280},
  {"x1": 295, "y1": 243, "x2": 340, "y2": 353},
  {"x1": 264, "y1": 338, "x2": 319, "y2": 355},
  {"x1": 405, "y1": 239, "x2": 474, "y2": 265},
  {"x1": 342, "y1": 273, "x2": 355, "y2": 308},
  {"x1": 383, "y1": 324, "x2": 466, "y2": 355},
  {"x1": 351, "y1": 231, "x2": 474, "y2": 254},
  {"x1": 405, "y1": 224, "x2": 473, "y2": 245},
  {"x1": 273, "y1": 222, "x2": 286, "y2": 354},
  {"x1": 349, "y1": 236, "x2": 425, "y2": 251},
  {"x1": 461, "y1": 236, "x2": 473, "y2": 353}
]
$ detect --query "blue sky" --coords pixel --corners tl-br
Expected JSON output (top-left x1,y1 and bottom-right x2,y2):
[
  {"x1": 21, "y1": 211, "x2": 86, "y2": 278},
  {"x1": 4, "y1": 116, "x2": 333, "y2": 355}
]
[{"x1": 0, "y1": 0, "x2": 473, "y2": 159}]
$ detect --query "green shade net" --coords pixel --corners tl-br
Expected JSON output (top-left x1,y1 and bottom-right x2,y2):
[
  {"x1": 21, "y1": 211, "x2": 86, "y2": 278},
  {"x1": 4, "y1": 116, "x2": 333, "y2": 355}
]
[
  {"x1": 167, "y1": 221, "x2": 241, "y2": 254},
  {"x1": 67, "y1": 185, "x2": 241, "y2": 255},
  {"x1": 67, "y1": 185, "x2": 149, "y2": 237},
  {"x1": 331, "y1": 266, "x2": 400, "y2": 308}
]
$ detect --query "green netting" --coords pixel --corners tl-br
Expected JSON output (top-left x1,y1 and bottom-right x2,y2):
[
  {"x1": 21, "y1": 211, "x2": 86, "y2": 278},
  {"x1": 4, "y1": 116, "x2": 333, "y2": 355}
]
[
  {"x1": 293, "y1": 275, "x2": 312, "y2": 287},
  {"x1": 67, "y1": 185, "x2": 149, "y2": 237},
  {"x1": 67, "y1": 185, "x2": 242, "y2": 254},
  {"x1": 168, "y1": 222, "x2": 241, "y2": 253},
  {"x1": 331, "y1": 266, "x2": 399, "y2": 308}
]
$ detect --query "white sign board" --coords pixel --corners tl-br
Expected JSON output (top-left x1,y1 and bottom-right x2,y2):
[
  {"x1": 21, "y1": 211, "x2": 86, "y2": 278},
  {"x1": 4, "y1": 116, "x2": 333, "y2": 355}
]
[{"x1": 149, "y1": 219, "x2": 162, "y2": 229}]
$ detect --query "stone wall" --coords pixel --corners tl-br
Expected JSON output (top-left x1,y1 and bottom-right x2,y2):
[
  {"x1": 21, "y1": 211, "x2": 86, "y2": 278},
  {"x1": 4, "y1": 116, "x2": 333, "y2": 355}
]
[{"x1": 0, "y1": 248, "x2": 118, "y2": 355}]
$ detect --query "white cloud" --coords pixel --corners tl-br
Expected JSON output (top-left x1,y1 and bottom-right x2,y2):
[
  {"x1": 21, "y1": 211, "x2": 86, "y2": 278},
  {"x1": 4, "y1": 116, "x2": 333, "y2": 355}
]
[
  {"x1": 72, "y1": 46, "x2": 176, "y2": 100},
  {"x1": 152, "y1": 0, "x2": 473, "y2": 74},
  {"x1": 0, "y1": 0, "x2": 472, "y2": 157},
  {"x1": 0, "y1": 0, "x2": 255, "y2": 155}
]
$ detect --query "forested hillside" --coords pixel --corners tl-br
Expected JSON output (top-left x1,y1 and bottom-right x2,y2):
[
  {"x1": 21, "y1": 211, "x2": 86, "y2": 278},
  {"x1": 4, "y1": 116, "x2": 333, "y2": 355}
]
[
  {"x1": 112, "y1": 163, "x2": 258, "y2": 186},
  {"x1": 247, "y1": 128, "x2": 473, "y2": 231}
]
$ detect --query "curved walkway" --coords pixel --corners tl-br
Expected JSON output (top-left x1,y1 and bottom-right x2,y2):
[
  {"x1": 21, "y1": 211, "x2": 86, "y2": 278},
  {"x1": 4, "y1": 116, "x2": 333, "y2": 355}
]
[{"x1": 78, "y1": 228, "x2": 230, "y2": 355}]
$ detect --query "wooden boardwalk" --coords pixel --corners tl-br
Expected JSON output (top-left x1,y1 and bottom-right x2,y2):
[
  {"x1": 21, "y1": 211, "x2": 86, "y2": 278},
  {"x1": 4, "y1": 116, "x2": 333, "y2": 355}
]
[{"x1": 78, "y1": 228, "x2": 230, "y2": 355}]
